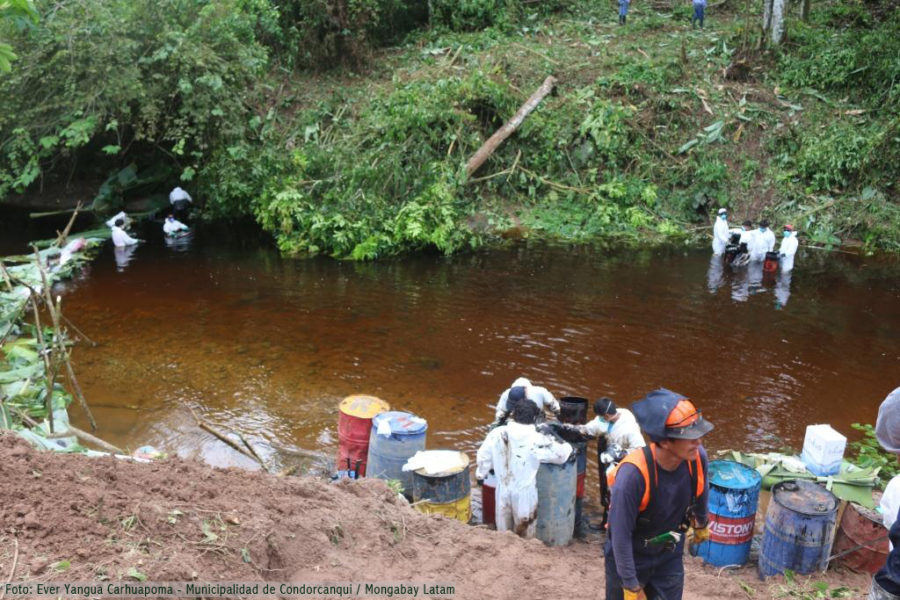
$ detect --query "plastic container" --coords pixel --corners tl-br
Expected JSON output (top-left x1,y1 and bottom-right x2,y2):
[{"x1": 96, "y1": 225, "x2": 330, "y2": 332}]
[
  {"x1": 411, "y1": 451, "x2": 471, "y2": 523},
  {"x1": 763, "y1": 251, "x2": 780, "y2": 273},
  {"x1": 696, "y1": 460, "x2": 761, "y2": 567},
  {"x1": 831, "y1": 502, "x2": 889, "y2": 574},
  {"x1": 535, "y1": 458, "x2": 577, "y2": 546},
  {"x1": 800, "y1": 424, "x2": 846, "y2": 476},
  {"x1": 337, "y1": 394, "x2": 390, "y2": 478},
  {"x1": 758, "y1": 479, "x2": 839, "y2": 577},
  {"x1": 366, "y1": 411, "x2": 427, "y2": 498}
]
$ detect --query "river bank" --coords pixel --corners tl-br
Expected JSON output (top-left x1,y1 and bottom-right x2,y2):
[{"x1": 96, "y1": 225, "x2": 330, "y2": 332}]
[{"x1": 0, "y1": 433, "x2": 871, "y2": 599}]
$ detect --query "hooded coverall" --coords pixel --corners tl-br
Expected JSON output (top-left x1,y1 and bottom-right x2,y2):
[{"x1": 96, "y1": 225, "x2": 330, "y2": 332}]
[
  {"x1": 494, "y1": 378, "x2": 561, "y2": 423},
  {"x1": 712, "y1": 215, "x2": 729, "y2": 255},
  {"x1": 476, "y1": 421, "x2": 572, "y2": 538},
  {"x1": 779, "y1": 233, "x2": 798, "y2": 272}
]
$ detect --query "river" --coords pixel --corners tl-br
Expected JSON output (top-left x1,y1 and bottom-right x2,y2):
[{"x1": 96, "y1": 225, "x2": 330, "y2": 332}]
[{"x1": 5, "y1": 215, "x2": 900, "y2": 484}]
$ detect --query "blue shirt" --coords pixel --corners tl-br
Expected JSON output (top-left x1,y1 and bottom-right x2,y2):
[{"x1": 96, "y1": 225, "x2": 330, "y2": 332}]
[{"x1": 608, "y1": 445, "x2": 710, "y2": 590}]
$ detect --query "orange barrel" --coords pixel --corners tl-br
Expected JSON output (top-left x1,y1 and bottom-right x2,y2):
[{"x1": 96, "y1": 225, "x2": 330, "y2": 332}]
[
  {"x1": 337, "y1": 394, "x2": 390, "y2": 478},
  {"x1": 763, "y1": 251, "x2": 780, "y2": 273},
  {"x1": 832, "y1": 502, "x2": 889, "y2": 574}
]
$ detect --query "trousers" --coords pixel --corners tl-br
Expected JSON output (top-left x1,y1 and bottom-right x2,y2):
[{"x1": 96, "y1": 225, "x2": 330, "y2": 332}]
[{"x1": 604, "y1": 539, "x2": 685, "y2": 600}]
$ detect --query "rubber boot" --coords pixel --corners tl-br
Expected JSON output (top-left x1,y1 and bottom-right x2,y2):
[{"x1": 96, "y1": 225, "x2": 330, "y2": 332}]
[{"x1": 623, "y1": 14, "x2": 627, "y2": 24}]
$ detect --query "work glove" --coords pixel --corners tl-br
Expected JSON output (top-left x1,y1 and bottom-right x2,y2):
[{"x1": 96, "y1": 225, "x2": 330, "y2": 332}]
[
  {"x1": 692, "y1": 520, "x2": 710, "y2": 544},
  {"x1": 623, "y1": 587, "x2": 647, "y2": 600}
]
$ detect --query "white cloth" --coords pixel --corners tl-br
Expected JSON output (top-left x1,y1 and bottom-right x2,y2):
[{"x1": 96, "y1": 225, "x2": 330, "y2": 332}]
[
  {"x1": 111, "y1": 225, "x2": 138, "y2": 248},
  {"x1": 747, "y1": 230, "x2": 769, "y2": 261},
  {"x1": 577, "y1": 408, "x2": 646, "y2": 455},
  {"x1": 779, "y1": 233, "x2": 799, "y2": 272},
  {"x1": 882, "y1": 475, "x2": 900, "y2": 550},
  {"x1": 712, "y1": 216, "x2": 730, "y2": 255},
  {"x1": 169, "y1": 187, "x2": 192, "y2": 204},
  {"x1": 163, "y1": 217, "x2": 189, "y2": 235},
  {"x1": 105, "y1": 211, "x2": 129, "y2": 229},
  {"x1": 476, "y1": 421, "x2": 572, "y2": 537},
  {"x1": 761, "y1": 228, "x2": 776, "y2": 252},
  {"x1": 495, "y1": 379, "x2": 561, "y2": 421}
]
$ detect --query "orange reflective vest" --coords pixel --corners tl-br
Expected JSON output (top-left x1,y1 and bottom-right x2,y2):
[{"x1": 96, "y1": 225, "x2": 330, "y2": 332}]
[{"x1": 607, "y1": 443, "x2": 705, "y2": 512}]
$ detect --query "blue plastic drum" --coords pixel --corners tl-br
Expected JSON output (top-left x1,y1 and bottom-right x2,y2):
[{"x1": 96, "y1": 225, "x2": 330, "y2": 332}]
[
  {"x1": 697, "y1": 460, "x2": 762, "y2": 567},
  {"x1": 758, "y1": 479, "x2": 839, "y2": 577},
  {"x1": 366, "y1": 411, "x2": 427, "y2": 498}
]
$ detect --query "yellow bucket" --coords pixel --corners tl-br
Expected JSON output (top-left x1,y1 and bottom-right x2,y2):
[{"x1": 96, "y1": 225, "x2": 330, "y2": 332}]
[{"x1": 414, "y1": 495, "x2": 472, "y2": 523}]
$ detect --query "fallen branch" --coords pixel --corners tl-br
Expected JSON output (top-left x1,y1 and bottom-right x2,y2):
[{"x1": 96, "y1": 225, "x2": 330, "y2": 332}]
[
  {"x1": 54, "y1": 201, "x2": 82, "y2": 247},
  {"x1": 190, "y1": 407, "x2": 268, "y2": 471},
  {"x1": 11, "y1": 407, "x2": 123, "y2": 454},
  {"x1": 465, "y1": 76, "x2": 558, "y2": 178},
  {"x1": 511, "y1": 42, "x2": 560, "y2": 66}
]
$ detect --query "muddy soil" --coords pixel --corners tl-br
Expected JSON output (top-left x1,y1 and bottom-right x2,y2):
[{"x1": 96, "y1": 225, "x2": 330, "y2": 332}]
[{"x1": 0, "y1": 434, "x2": 871, "y2": 599}]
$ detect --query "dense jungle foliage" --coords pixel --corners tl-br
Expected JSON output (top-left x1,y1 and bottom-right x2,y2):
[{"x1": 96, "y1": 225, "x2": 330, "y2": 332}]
[{"x1": 1, "y1": 0, "x2": 898, "y2": 258}]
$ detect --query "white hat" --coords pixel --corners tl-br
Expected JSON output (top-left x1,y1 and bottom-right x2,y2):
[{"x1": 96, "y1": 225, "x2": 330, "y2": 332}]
[{"x1": 717, "y1": 208, "x2": 727, "y2": 215}]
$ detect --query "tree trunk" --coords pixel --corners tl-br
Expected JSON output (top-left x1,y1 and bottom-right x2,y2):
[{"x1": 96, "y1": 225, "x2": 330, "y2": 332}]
[
  {"x1": 465, "y1": 76, "x2": 558, "y2": 178},
  {"x1": 801, "y1": 0, "x2": 810, "y2": 21},
  {"x1": 771, "y1": 0, "x2": 785, "y2": 44}
]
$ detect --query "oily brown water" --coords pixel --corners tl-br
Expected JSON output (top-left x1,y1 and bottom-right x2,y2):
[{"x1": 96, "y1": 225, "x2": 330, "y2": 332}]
[{"x1": 35, "y1": 226, "x2": 899, "y2": 491}]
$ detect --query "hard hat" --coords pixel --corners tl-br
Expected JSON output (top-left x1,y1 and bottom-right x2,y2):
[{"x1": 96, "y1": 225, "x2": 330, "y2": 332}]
[{"x1": 632, "y1": 389, "x2": 714, "y2": 442}]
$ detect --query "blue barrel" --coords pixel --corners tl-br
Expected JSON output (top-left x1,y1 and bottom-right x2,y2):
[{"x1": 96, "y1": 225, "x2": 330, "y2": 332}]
[
  {"x1": 535, "y1": 457, "x2": 577, "y2": 546},
  {"x1": 411, "y1": 451, "x2": 471, "y2": 523},
  {"x1": 758, "y1": 479, "x2": 839, "y2": 577},
  {"x1": 697, "y1": 460, "x2": 761, "y2": 567},
  {"x1": 366, "y1": 411, "x2": 427, "y2": 498}
]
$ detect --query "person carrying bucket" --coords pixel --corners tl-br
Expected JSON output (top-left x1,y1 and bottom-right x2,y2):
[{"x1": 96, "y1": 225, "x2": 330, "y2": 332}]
[
  {"x1": 476, "y1": 400, "x2": 572, "y2": 539},
  {"x1": 605, "y1": 388, "x2": 713, "y2": 600},
  {"x1": 492, "y1": 377, "x2": 560, "y2": 428},
  {"x1": 871, "y1": 386, "x2": 900, "y2": 599}
]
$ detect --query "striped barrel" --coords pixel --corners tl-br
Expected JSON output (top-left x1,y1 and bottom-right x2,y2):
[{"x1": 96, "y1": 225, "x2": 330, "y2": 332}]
[
  {"x1": 412, "y1": 451, "x2": 471, "y2": 523},
  {"x1": 759, "y1": 479, "x2": 839, "y2": 577},
  {"x1": 697, "y1": 460, "x2": 761, "y2": 567}
]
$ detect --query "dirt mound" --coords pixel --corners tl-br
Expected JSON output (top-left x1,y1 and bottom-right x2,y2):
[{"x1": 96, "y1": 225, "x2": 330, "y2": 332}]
[{"x1": 0, "y1": 434, "x2": 871, "y2": 599}]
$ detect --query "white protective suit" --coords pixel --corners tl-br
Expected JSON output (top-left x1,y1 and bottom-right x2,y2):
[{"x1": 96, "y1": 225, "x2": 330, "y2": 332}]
[
  {"x1": 111, "y1": 225, "x2": 138, "y2": 248},
  {"x1": 779, "y1": 232, "x2": 799, "y2": 272},
  {"x1": 494, "y1": 378, "x2": 561, "y2": 422},
  {"x1": 169, "y1": 187, "x2": 192, "y2": 205},
  {"x1": 712, "y1": 214, "x2": 730, "y2": 255},
  {"x1": 577, "y1": 408, "x2": 646, "y2": 456},
  {"x1": 105, "y1": 211, "x2": 130, "y2": 229},
  {"x1": 761, "y1": 227, "x2": 776, "y2": 252},
  {"x1": 476, "y1": 421, "x2": 572, "y2": 537},
  {"x1": 163, "y1": 217, "x2": 189, "y2": 236},
  {"x1": 883, "y1": 475, "x2": 900, "y2": 550},
  {"x1": 748, "y1": 229, "x2": 769, "y2": 261}
]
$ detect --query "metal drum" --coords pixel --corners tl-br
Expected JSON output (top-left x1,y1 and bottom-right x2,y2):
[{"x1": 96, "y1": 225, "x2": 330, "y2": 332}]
[
  {"x1": 559, "y1": 396, "x2": 589, "y2": 425},
  {"x1": 697, "y1": 460, "x2": 761, "y2": 567},
  {"x1": 832, "y1": 502, "x2": 889, "y2": 574},
  {"x1": 366, "y1": 411, "x2": 427, "y2": 498},
  {"x1": 759, "y1": 479, "x2": 839, "y2": 577},
  {"x1": 337, "y1": 394, "x2": 390, "y2": 477},
  {"x1": 535, "y1": 457, "x2": 577, "y2": 546},
  {"x1": 412, "y1": 451, "x2": 471, "y2": 523}
]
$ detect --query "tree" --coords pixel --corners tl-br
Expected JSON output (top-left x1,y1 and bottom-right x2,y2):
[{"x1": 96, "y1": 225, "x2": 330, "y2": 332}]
[
  {"x1": 762, "y1": 0, "x2": 785, "y2": 44},
  {"x1": 0, "y1": 0, "x2": 39, "y2": 73}
]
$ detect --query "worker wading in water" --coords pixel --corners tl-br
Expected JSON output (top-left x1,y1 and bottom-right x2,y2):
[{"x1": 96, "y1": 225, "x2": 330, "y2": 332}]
[
  {"x1": 476, "y1": 401, "x2": 572, "y2": 538},
  {"x1": 605, "y1": 388, "x2": 713, "y2": 600},
  {"x1": 492, "y1": 377, "x2": 561, "y2": 428}
]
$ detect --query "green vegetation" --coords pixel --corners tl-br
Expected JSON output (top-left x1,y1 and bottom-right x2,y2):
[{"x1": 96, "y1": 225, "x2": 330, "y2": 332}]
[
  {"x1": 851, "y1": 422, "x2": 900, "y2": 484},
  {"x1": 1, "y1": 0, "x2": 898, "y2": 258}
]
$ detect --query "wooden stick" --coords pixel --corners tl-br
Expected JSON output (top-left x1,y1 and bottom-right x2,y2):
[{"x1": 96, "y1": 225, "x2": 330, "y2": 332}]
[
  {"x1": 10, "y1": 407, "x2": 123, "y2": 454},
  {"x1": 189, "y1": 407, "x2": 265, "y2": 467},
  {"x1": 54, "y1": 201, "x2": 82, "y2": 247},
  {"x1": 238, "y1": 432, "x2": 269, "y2": 472},
  {"x1": 465, "y1": 76, "x2": 558, "y2": 178}
]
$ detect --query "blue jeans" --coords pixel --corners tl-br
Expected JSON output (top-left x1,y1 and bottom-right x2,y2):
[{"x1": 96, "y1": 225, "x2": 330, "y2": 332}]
[
  {"x1": 604, "y1": 539, "x2": 686, "y2": 600},
  {"x1": 692, "y1": 4, "x2": 705, "y2": 26},
  {"x1": 619, "y1": 0, "x2": 629, "y2": 17}
]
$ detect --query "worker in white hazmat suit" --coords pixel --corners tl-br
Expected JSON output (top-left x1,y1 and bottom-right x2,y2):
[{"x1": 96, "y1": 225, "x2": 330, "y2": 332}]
[
  {"x1": 476, "y1": 400, "x2": 573, "y2": 538},
  {"x1": 163, "y1": 214, "x2": 190, "y2": 237},
  {"x1": 712, "y1": 208, "x2": 729, "y2": 255},
  {"x1": 748, "y1": 220, "x2": 771, "y2": 262},
  {"x1": 779, "y1": 224, "x2": 799, "y2": 272},
  {"x1": 110, "y1": 218, "x2": 139, "y2": 248},
  {"x1": 493, "y1": 377, "x2": 561, "y2": 426},
  {"x1": 575, "y1": 397, "x2": 645, "y2": 472},
  {"x1": 872, "y1": 387, "x2": 900, "y2": 598}
]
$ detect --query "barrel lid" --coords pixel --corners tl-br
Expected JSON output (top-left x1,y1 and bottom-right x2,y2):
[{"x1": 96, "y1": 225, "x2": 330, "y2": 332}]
[
  {"x1": 372, "y1": 411, "x2": 427, "y2": 435},
  {"x1": 773, "y1": 479, "x2": 838, "y2": 516},
  {"x1": 339, "y1": 395, "x2": 390, "y2": 418},
  {"x1": 709, "y1": 460, "x2": 762, "y2": 490},
  {"x1": 408, "y1": 450, "x2": 470, "y2": 477}
]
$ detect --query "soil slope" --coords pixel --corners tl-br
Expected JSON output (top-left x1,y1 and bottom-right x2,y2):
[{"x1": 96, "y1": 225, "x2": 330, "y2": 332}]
[{"x1": 0, "y1": 434, "x2": 870, "y2": 599}]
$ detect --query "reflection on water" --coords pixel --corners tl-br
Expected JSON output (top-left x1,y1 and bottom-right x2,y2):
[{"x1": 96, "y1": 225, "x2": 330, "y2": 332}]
[
  {"x1": 775, "y1": 270, "x2": 793, "y2": 310},
  {"x1": 113, "y1": 244, "x2": 138, "y2": 271},
  {"x1": 55, "y1": 229, "x2": 900, "y2": 492}
]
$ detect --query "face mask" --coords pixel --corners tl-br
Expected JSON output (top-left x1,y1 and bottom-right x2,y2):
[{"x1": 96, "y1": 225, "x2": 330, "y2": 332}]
[
  {"x1": 783, "y1": 231, "x2": 790, "y2": 237},
  {"x1": 759, "y1": 228, "x2": 766, "y2": 232}
]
